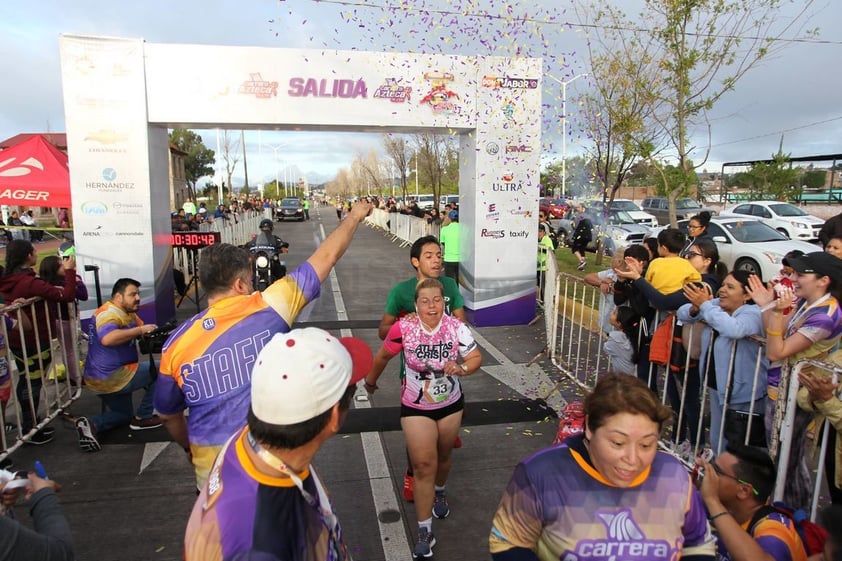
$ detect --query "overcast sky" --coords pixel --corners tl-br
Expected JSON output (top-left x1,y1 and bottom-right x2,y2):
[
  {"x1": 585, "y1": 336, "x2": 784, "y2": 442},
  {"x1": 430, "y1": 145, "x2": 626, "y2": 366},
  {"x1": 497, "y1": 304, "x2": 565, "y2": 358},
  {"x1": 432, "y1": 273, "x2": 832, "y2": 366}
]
[{"x1": 1, "y1": 0, "x2": 840, "y2": 187}]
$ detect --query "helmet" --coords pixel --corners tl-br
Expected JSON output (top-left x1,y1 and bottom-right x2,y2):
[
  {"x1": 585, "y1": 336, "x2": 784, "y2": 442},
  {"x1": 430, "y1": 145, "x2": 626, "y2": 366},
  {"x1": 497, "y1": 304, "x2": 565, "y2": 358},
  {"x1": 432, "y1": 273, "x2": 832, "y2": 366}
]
[{"x1": 259, "y1": 219, "x2": 274, "y2": 232}]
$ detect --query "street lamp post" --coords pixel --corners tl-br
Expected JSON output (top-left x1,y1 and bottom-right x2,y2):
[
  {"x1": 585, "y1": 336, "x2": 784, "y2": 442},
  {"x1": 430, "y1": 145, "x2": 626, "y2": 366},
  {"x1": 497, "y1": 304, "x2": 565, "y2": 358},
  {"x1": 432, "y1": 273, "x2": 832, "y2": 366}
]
[
  {"x1": 266, "y1": 143, "x2": 287, "y2": 198},
  {"x1": 546, "y1": 73, "x2": 588, "y2": 200}
]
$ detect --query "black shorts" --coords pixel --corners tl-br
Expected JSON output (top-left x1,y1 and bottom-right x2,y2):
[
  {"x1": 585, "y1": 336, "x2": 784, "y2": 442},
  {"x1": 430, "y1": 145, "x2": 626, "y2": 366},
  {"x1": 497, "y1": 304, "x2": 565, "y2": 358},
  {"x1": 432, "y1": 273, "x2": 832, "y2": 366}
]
[{"x1": 401, "y1": 395, "x2": 464, "y2": 421}]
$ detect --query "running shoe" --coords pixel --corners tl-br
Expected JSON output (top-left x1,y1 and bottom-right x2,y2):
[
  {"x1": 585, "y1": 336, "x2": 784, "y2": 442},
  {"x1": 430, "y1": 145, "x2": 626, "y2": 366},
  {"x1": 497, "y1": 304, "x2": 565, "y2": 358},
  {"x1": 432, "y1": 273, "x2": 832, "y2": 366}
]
[
  {"x1": 76, "y1": 416, "x2": 101, "y2": 452},
  {"x1": 403, "y1": 469, "x2": 415, "y2": 502},
  {"x1": 129, "y1": 415, "x2": 163, "y2": 431},
  {"x1": 577, "y1": 260, "x2": 587, "y2": 271},
  {"x1": 23, "y1": 427, "x2": 55, "y2": 446},
  {"x1": 413, "y1": 527, "x2": 436, "y2": 558},
  {"x1": 433, "y1": 490, "x2": 450, "y2": 519}
]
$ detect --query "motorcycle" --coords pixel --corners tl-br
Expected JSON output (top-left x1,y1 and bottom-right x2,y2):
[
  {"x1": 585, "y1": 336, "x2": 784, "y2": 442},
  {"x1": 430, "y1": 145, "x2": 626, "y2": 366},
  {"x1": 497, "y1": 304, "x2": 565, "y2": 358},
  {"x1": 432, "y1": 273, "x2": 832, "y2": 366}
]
[{"x1": 246, "y1": 232, "x2": 288, "y2": 292}]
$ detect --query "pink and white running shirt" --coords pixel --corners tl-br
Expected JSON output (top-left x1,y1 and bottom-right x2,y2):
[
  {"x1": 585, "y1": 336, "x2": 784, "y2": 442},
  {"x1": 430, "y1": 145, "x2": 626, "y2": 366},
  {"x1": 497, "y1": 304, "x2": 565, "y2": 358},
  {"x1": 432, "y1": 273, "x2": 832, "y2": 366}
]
[{"x1": 383, "y1": 315, "x2": 477, "y2": 411}]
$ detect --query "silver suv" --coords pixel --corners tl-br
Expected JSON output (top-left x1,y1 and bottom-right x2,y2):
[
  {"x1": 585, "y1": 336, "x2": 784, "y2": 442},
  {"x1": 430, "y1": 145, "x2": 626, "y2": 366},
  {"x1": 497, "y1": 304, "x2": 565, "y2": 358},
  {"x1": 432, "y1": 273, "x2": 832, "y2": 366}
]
[
  {"x1": 556, "y1": 208, "x2": 650, "y2": 256},
  {"x1": 640, "y1": 196, "x2": 715, "y2": 225}
]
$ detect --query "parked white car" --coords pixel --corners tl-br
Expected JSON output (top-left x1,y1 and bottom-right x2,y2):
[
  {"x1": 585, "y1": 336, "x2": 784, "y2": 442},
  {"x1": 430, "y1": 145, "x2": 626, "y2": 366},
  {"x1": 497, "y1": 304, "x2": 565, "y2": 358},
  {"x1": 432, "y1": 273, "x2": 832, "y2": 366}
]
[
  {"x1": 676, "y1": 216, "x2": 819, "y2": 281},
  {"x1": 720, "y1": 202, "x2": 824, "y2": 241}
]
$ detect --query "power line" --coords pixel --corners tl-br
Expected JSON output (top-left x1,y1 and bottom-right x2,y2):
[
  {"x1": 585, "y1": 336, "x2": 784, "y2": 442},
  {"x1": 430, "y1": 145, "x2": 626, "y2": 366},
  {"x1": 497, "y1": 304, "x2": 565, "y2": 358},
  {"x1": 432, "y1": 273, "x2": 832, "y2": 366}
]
[
  {"x1": 712, "y1": 115, "x2": 842, "y2": 147},
  {"x1": 312, "y1": 0, "x2": 840, "y2": 45}
]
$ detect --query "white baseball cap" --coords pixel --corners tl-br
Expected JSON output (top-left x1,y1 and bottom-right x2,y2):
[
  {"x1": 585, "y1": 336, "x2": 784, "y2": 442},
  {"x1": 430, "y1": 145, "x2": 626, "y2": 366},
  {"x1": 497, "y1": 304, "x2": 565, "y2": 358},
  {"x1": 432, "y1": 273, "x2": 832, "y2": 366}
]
[{"x1": 251, "y1": 328, "x2": 373, "y2": 425}]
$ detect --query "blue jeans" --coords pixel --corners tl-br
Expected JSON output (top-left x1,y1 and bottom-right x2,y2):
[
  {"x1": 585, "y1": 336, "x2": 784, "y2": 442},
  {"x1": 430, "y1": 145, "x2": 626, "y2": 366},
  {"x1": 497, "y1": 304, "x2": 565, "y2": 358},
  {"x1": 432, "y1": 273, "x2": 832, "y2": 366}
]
[
  {"x1": 13, "y1": 347, "x2": 52, "y2": 432},
  {"x1": 91, "y1": 362, "x2": 155, "y2": 434},
  {"x1": 710, "y1": 392, "x2": 764, "y2": 455}
]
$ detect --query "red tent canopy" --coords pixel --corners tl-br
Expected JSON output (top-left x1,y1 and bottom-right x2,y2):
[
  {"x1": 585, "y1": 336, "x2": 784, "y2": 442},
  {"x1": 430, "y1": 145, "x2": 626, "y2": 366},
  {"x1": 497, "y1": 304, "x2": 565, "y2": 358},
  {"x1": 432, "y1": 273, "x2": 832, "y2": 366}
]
[{"x1": 0, "y1": 135, "x2": 70, "y2": 208}]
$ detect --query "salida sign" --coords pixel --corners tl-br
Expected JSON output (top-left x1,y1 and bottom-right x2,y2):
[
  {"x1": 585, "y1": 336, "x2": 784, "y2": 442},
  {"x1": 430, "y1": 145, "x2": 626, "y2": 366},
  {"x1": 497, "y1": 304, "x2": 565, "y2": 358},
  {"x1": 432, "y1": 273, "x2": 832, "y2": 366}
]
[{"x1": 288, "y1": 78, "x2": 367, "y2": 98}]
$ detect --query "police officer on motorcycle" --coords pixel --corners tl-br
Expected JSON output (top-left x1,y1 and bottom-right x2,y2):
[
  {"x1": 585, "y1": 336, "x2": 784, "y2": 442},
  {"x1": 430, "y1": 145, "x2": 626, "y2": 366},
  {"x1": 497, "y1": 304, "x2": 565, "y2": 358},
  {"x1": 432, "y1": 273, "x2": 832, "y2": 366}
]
[{"x1": 243, "y1": 219, "x2": 289, "y2": 290}]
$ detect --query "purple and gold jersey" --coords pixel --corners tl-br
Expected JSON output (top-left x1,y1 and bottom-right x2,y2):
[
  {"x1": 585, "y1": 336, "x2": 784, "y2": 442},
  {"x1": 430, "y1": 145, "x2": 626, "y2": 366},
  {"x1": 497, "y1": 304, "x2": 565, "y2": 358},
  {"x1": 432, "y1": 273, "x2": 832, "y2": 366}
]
[
  {"x1": 83, "y1": 301, "x2": 143, "y2": 394},
  {"x1": 185, "y1": 429, "x2": 349, "y2": 561},
  {"x1": 490, "y1": 435, "x2": 716, "y2": 561},
  {"x1": 768, "y1": 295, "x2": 842, "y2": 395},
  {"x1": 717, "y1": 512, "x2": 806, "y2": 561},
  {"x1": 154, "y1": 263, "x2": 321, "y2": 487}
]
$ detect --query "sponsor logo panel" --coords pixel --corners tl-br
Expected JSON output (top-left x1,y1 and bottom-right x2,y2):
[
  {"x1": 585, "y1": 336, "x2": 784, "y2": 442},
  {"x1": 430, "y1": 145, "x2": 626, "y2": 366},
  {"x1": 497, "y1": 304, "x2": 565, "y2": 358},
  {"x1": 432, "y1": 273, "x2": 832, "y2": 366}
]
[
  {"x1": 481, "y1": 76, "x2": 538, "y2": 89},
  {"x1": 421, "y1": 72, "x2": 461, "y2": 115},
  {"x1": 373, "y1": 78, "x2": 412, "y2": 102},
  {"x1": 80, "y1": 201, "x2": 108, "y2": 215},
  {"x1": 85, "y1": 168, "x2": 135, "y2": 192},
  {"x1": 239, "y1": 73, "x2": 278, "y2": 98}
]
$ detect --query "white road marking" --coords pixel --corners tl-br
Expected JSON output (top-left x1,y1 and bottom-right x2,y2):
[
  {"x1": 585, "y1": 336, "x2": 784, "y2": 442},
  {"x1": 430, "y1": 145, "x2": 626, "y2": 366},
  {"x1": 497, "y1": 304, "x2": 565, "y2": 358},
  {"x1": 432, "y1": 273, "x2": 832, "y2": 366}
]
[
  {"x1": 139, "y1": 441, "x2": 170, "y2": 475},
  {"x1": 322, "y1": 222, "x2": 408, "y2": 560}
]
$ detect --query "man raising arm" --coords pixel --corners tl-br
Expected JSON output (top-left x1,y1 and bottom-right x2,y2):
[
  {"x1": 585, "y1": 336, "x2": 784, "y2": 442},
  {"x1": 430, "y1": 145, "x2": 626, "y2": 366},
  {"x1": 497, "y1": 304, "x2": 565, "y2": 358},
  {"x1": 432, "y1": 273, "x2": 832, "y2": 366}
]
[{"x1": 155, "y1": 201, "x2": 372, "y2": 488}]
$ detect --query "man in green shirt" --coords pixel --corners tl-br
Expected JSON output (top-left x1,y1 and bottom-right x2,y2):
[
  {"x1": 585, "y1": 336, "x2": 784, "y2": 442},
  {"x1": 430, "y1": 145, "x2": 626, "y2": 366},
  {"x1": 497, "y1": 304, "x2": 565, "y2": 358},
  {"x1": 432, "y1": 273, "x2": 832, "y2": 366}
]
[
  {"x1": 378, "y1": 235, "x2": 467, "y2": 502},
  {"x1": 439, "y1": 211, "x2": 461, "y2": 283},
  {"x1": 302, "y1": 198, "x2": 310, "y2": 220}
]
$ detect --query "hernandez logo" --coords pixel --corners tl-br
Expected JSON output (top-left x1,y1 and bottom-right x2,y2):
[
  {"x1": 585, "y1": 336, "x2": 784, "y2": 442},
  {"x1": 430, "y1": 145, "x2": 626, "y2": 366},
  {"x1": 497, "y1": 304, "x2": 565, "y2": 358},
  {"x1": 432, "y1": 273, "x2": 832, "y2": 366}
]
[
  {"x1": 421, "y1": 72, "x2": 461, "y2": 115},
  {"x1": 481, "y1": 229, "x2": 505, "y2": 239},
  {"x1": 373, "y1": 78, "x2": 412, "y2": 102},
  {"x1": 239, "y1": 73, "x2": 279, "y2": 98},
  {"x1": 562, "y1": 509, "x2": 674, "y2": 561},
  {"x1": 80, "y1": 201, "x2": 108, "y2": 215},
  {"x1": 486, "y1": 142, "x2": 500, "y2": 155},
  {"x1": 481, "y1": 76, "x2": 539, "y2": 89},
  {"x1": 85, "y1": 168, "x2": 135, "y2": 192},
  {"x1": 288, "y1": 78, "x2": 367, "y2": 98}
]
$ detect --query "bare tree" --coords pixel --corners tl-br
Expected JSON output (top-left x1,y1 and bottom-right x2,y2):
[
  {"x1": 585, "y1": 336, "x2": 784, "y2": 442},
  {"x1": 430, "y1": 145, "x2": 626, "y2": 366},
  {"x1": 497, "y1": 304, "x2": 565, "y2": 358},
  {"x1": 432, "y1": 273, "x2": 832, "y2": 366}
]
[
  {"x1": 221, "y1": 130, "x2": 240, "y2": 202},
  {"x1": 414, "y1": 133, "x2": 453, "y2": 210},
  {"x1": 355, "y1": 149, "x2": 386, "y2": 195},
  {"x1": 582, "y1": 0, "x2": 817, "y2": 225},
  {"x1": 383, "y1": 134, "x2": 412, "y2": 201}
]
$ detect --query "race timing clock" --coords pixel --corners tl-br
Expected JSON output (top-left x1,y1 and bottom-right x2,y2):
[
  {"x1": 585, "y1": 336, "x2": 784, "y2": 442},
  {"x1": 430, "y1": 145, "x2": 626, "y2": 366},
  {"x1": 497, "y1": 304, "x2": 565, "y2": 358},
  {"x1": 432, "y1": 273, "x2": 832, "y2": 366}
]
[{"x1": 171, "y1": 232, "x2": 221, "y2": 249}]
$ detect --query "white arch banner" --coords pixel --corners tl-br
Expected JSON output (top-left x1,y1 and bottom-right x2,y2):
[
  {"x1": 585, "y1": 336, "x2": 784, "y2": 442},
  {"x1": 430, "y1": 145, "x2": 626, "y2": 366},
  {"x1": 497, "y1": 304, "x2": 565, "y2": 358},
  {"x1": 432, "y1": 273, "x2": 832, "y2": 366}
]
[{"x1": 60, "y1": 35, "x2": 542, "y2": 326}]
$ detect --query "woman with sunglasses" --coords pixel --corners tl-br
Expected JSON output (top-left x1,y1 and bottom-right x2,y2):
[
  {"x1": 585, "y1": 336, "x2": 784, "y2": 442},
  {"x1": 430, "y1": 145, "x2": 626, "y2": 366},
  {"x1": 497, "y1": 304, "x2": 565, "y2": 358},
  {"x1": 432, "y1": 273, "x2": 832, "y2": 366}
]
[
  {"x1": 678, "y1": 270, "x2": 767, "y2": 454},
  {"x1": 683, "y1": 211, "x2": 712, "y2": 258}
]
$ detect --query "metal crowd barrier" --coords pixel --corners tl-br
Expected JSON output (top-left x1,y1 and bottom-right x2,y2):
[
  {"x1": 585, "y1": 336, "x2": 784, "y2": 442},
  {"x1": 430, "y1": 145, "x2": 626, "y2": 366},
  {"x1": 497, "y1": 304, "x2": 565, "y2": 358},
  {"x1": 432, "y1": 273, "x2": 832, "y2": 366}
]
[
  {"x1": 541, "y1": 270, "x2": 839, "y2": 517},
  {"x1": 367, "y1": 209, "x2": 442, "y2": 246},
  {"x1": 197, "y1": 211, "x2": 263, "y2": 246},
  {"x1": 1, "y1": 297, "x2": 83, "y2": 458},
  {"x1": 774, "y1": 357, "x2": 841, "y2": 520}
]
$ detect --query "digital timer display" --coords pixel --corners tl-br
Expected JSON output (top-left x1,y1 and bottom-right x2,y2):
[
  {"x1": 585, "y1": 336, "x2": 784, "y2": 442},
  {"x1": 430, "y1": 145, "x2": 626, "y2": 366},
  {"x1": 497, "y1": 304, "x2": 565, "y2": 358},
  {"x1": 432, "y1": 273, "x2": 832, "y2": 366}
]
[{"x1": 171, "y1": 232, "x2": 221, "y2": 249}]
